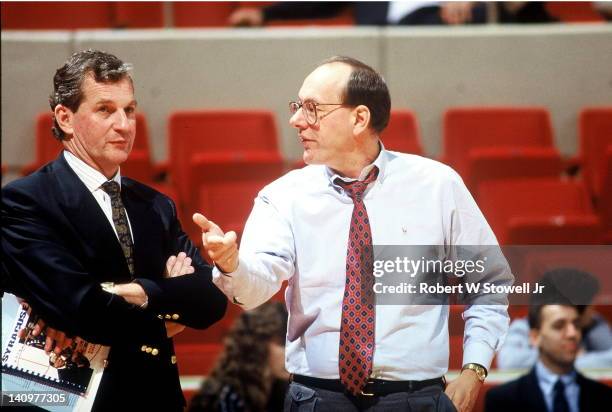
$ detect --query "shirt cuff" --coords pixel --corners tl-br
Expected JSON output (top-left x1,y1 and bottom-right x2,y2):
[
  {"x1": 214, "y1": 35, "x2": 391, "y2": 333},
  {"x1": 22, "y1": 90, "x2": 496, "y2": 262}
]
[
  {"x1": 212, "y1": 257, "x2": 248, "y2": 305},
  {"x1": 132, "y1": 278, "x2": 162, "y2": 312},
  {"x1": 462, "y1": 340, "x2": 496, "y2": 371}
]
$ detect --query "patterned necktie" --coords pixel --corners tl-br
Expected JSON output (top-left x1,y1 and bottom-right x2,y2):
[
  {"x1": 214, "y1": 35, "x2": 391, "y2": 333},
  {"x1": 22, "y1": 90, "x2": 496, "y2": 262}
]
[
  {"x1": 553, "y1": 379, "x2": 570, "y2": 412},
  {"x1": 335, "y1": 166, "x2": 379, "y2": 396},
  {"x1": 101, "y1": 181, "x2": 135, "y2": 277}
]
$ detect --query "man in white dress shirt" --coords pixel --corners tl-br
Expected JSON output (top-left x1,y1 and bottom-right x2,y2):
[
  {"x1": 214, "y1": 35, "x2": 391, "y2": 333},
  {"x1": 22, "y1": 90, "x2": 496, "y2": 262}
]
[{"x1": 193, "y1": 56, "x2": 512, "y2": 412}]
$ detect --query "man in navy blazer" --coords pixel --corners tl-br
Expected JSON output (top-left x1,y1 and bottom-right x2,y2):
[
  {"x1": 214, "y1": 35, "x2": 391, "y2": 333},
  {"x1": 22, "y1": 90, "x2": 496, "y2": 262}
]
[
  {"x1": 1, "y1": 50, "x2": 227, "y2": 411},
  {"x1": 485, "y1": 304, "x2": 612, "y2": 412}
]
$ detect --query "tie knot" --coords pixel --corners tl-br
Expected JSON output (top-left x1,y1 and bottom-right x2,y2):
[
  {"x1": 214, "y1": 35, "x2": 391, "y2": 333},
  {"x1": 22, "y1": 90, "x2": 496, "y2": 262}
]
[
  {"x1": 335, "y1": 166, "x2": 379, "y2": 202},
  {"x1": 554, "y1": 379, "x2": 565, "y2": 392},
  {"x1": 101, "y1": 181, "x2": 121, "y2": 200}
]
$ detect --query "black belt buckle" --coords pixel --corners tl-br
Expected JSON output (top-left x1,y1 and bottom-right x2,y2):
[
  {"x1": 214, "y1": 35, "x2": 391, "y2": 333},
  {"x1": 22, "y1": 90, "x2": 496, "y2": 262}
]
[{"x1": 359, "y1": 381, "x2": 376, "y2": 397}]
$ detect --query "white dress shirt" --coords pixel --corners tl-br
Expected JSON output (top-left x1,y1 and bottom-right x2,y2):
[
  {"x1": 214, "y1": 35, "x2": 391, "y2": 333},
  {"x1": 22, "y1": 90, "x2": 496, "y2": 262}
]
[
  {"x1": 213, "y1": 147, "x2": 511, "y2": 380},
  {"x1": 63, "y1": 150, "x2": 133, "y2": 242},
  {"x1": 536, "y1": 360, "x2": 580, "y2": 412}
]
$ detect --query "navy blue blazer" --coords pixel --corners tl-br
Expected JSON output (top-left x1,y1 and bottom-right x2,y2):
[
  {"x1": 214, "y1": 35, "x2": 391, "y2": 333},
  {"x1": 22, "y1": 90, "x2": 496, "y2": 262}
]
[
  {"x1": 484, "y1": 367, "x2": 612, "y2": 412},
  {"x1": 1, "y1": 154, "x2": 227, "y2": 411}
]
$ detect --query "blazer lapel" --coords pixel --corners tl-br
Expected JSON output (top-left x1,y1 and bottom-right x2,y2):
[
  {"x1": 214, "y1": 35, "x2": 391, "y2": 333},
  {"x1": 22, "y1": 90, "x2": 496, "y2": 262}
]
[
  {"x1": 51, "y1": 154, "x2": 133, "y2": 282},
  {"x1": 521, "y1": 368, "x2": 548, "y2": 412}
]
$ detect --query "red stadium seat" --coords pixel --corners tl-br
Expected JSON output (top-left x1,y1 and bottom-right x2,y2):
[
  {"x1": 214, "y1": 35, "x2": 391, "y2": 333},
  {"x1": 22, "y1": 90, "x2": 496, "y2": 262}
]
[
  {"x1": 114, "y1": 2, "x2": 164, "y2": 28},
  {"x1": 477, "y1": 178, "x2": 602, "y2": 245},
  {"x1": 579, "y1": 107, "x2": 612, "y2": 199},
  {"x1": 1, "y1": 1, "x2": 114, "y2": 29},
  {"x1": 174, "y1": 343, "x2": 223, "y2": 375},
  {"x1": 443, "y1": 107, "x2": 557, "y2": 191},
  {"x1": 191, "y1": 152, "x2": 284, "y2": 240},
  {"x1": 168, "y1": 109, "x2": 280, "y2": 207},
  {"x1": 381, "y1": 110, "x2": 423, "y2": 155},
  {"x1": 546, "y1": 2, "x2": 605, "y2": 22},
  {"x1": 172, "y1": 2, "x2": 238, "y2": 27},
  {"x1": 22, "y1": 112, "x2": 160, "y2": 184},
  {"x1": 597, "y1": 147, "x2": 612, "y2": 243},
  {"x1": 470, "y1": 146, "x2": 563, "y2": 198},
  {"x1": 1, "y1": 2, "x2": 164, "y2": 29}
]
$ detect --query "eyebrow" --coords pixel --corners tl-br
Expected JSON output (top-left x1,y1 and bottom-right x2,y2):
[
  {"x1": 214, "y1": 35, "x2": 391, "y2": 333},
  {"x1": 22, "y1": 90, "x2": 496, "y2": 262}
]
[{"x1": 95, "y1": 99, "x2": 138, "y2": 107}]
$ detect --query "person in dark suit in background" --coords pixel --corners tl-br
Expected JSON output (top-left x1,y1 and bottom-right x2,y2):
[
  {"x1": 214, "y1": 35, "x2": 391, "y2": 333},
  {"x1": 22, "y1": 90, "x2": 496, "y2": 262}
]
[
  {"x1": 1, "y1": 49, "x2": 227, "y2": 411},
  {"x1": 485, "y1": 304, "x2": 612, "y2": 412}
]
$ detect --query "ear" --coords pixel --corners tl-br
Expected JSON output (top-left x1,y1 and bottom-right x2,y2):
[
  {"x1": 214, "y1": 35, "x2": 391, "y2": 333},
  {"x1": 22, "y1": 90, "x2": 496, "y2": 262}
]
[
  {"x1": 54, "y1": 104, "x2": 74, "y2": 138},
  {"x1": 352, "y1": 105, "x2": 371, "y2": 136},
  {"x1": 528, "y1": 328, "x2": 540, "y2": 348}
]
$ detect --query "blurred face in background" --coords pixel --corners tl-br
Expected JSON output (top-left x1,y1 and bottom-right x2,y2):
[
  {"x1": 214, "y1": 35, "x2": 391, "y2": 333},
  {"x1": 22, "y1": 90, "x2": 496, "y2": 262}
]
[
  {"x1": 56, "y1": 75, "x2": 136, "y2": 178},
  {"x1": 530, "y1": 305, "x2": 581, "y2": 374},
  {"x1": 290, "y1": 62, "x2": 356, "y2": 169}
]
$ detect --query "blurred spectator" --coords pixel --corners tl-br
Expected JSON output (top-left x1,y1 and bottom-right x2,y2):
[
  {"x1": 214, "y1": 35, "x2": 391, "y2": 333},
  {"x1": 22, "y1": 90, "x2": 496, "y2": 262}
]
[
  {"x1": 497, "y1": 268, "x2": 612, "y2": 370},
  {"x1": 496, "y1": 2, "x2": 557, "y2": 23},
  {"x1": 188, "y1": 302, "x2": 289, "y2": 412},
  {"x1": 229, "y1": 1, "x2": 488, "y2": 27},
  {"x1": 485, "y1": 304, "x2": 612, "y2": 412},
  {"x1": 594, "y1": 2, "x2": 612, "y2": 20}
]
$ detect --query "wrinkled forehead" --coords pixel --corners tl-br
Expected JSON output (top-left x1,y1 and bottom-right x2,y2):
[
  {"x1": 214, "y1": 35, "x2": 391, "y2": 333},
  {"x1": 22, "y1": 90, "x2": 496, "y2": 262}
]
[
  {"x1": 298, "y1": 62, "x2": 352, "y2": 103},
  {"x1": 80, "y1": 74, "x2": 135, "y2": 103}
]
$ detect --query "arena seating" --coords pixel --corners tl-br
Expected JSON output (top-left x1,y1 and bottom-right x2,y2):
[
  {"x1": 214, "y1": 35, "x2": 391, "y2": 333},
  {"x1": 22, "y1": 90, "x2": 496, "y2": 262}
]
[
  {"x1": 381, "y1": 109, "x2": 424, "y2": 155},
  {"x1": 579, "y1": 106, "x2": 612, "y2": 199},
  {"x1": 167, "y1": 109, "x2": 280, "y2": 212},
  {"x1": 442, "y1": 107, "x2": 561, "y2": 194},
  {"x1": 1, "y1": 2, "x2": 163, "y2": 29},
  {"x1": 477, "y1": 178, "x2": 602, "y2": 245}
]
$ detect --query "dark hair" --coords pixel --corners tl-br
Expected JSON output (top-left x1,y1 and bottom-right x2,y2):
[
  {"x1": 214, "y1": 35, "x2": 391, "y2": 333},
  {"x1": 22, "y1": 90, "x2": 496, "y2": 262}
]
[
  {"x1": 527, "y1": 268, "x2": 599, "y2": 329},
  {"x1": 49, "y1": 49, "x2": 132, "y2": 140},
  {"x1": 318, "y1": 56, "x2": 391, "y2": 134},
  {"x1": 188, "y1": 302, "x2": 288, "y2": 412}
]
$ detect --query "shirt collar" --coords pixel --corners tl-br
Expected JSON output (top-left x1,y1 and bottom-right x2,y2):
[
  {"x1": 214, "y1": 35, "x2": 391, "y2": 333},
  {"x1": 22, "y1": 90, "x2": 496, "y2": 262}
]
[
  {"x1": 63, "y1": 150, "x2": 122, "y2": 193},
  {"x1": 326, "y1": 141, "x2": 388, "y2": 187},
  {"x1": 535, "y1": 359, "x2": 577, "y2": 389}
]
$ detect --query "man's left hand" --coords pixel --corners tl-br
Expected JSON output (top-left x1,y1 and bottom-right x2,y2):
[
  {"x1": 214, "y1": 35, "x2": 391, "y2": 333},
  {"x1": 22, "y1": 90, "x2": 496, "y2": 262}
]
[{"x1": 445, "y1": 369, "x2": 482, "y2": 412}]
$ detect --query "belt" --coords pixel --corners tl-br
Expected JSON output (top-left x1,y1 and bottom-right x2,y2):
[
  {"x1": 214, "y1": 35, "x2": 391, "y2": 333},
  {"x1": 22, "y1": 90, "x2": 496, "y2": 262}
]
[{"x1": 291, "y1": 374, "x2": 445, "y2": 397}]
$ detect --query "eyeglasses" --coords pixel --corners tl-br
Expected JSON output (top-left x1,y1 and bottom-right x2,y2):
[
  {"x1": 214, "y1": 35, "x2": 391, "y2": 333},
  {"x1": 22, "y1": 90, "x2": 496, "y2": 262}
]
[{"x1": 289, "y1": 100, "x2": 346, "y2": 126}]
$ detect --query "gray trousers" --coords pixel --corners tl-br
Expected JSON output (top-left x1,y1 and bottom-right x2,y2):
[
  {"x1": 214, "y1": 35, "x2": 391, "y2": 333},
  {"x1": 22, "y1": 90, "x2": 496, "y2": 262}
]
[{"x1": 284, "y1": 381, "x2": 458, "y2": 412}]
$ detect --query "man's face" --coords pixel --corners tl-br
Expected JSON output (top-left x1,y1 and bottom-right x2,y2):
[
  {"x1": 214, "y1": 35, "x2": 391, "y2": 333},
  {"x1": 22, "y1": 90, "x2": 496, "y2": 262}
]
[
  {"x1": 290, "y1": 63, "x2": 355, "y2": 168},
  {"x1": 61, "y1": 75, "x2": 136, "y2": 178},
  {"x1": 530, "y1": 305, "x2": 581, "y2": 370}
]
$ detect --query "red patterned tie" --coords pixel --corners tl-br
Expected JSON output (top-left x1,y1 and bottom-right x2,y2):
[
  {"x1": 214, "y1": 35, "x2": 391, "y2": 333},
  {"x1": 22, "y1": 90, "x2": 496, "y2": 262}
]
[{"x1": 335, "y1": 166, "x2": 378, "y2": 396}]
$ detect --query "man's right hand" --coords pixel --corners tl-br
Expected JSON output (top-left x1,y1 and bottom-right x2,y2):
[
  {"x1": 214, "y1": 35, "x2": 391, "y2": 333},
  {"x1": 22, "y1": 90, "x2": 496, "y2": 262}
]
[{"x1": 192, "y1": 213, "x2": 239, "y2": 274}]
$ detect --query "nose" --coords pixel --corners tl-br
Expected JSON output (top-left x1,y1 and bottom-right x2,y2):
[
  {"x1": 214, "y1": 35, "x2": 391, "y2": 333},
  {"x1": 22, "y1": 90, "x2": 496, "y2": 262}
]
[
  {"x1": 113, "y1": 109, "x2": 130, "y2": 132},
  {"x1": 566, "y1": 323, "x2": 581, "y2": 340},
  {"x1": 289, "y1": 107, "x2": 307, "y2": 130}
]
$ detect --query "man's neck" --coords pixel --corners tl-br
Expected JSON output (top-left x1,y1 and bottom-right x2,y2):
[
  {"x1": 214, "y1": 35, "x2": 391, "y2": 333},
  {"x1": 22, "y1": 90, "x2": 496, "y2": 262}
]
[
  {"x1": 539, "y1": 355, "x2": 574, "y2": 376},
  {"x1": 331, "y1": 138, "x2": 380, "y2": 179}
]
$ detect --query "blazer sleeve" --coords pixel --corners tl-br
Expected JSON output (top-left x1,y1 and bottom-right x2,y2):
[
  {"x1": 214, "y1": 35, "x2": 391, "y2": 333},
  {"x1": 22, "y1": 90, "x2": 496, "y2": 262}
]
[
  {"x1": 133, "y1": 193, "x2": 227, "y2": 330},
  {"x1": 1, "y1": 184, "x2": 167, "y2": 347}
]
